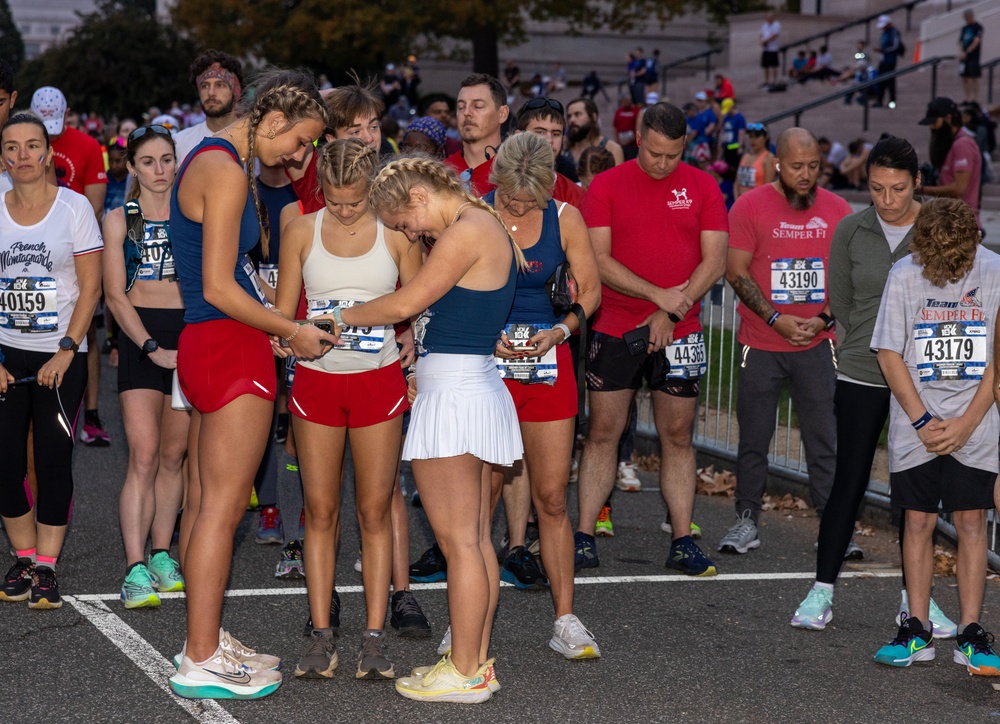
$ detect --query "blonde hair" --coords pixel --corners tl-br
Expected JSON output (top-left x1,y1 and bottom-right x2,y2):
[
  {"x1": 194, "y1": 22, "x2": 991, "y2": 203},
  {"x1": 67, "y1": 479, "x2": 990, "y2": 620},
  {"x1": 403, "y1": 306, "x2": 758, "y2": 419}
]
[
  {"x1": 368, "y1": 154, "x2": 526, "y2": 270},
  {"x1": 317, "y1": 137, "x2": 378, "y2": 190},
  {"x1": 238, "y1": 69, "x2": 329, "y2": 258},
  {"x1": 489, "y1": 132, "x2": 555, "y2": 207},
  {"x1": 910, "y1": 197, "x2": 981, "y2": 287}
]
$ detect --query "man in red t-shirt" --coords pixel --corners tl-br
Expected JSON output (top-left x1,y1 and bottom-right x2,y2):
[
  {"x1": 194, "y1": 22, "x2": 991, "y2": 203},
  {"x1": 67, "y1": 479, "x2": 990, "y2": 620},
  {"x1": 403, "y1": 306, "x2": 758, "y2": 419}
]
[
  {"x1": 514, "y1": 98, "x2": 585, "y2": 208},
  {"x1": 444, "y1": 74, "x2": 508, "y2": 197},
  {"x1": 919, "y1": 97, "x2": 983, "y2": 221},
  {"x1": 578, "y1": 102, "x2": 729, "y2": 576},
  {"x1": 723, "y1": 128, "x2": 852, "y2": 555}
]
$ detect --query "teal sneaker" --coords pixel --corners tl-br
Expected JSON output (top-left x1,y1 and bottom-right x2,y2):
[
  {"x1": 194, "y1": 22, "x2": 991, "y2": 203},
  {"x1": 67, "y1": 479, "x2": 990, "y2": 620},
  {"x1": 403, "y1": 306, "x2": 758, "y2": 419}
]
[
  {"x1": 874, "y1": 616, "x2": 934, "y2": 667},
  {"x1": 148, "y1": 552, "x2": 185, "y2": 592},
  {"x1": 899, "y1": 590, "x2": 958, "y2": 639},
  {"x1": 121, "y1": 563, "x2": 160, "y2": 609},
  {"x1": 665, "y1": 535, "x2": 717, "y2": 577},
  {"x1": 791, "y1": 586, "x2": 834, "y2": 630},
  {"x1": 954, "y1": 623, "x2": 1000, "y2": 676}
]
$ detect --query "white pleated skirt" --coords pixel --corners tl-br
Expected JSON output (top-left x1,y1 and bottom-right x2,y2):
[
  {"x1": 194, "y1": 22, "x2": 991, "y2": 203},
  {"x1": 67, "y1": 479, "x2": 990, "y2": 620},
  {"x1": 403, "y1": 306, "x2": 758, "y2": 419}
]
[{"x1": 403, "y1": 353, "x2": 523, "y2": 466}]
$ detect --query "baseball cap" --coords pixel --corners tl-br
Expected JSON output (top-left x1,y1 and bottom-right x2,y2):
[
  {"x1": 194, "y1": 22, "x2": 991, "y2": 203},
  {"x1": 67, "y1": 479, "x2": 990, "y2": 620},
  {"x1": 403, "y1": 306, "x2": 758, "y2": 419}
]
[
  {"x1": 721, "y1": 98, "x2": 735, "y2": 114},
  {"x1": 876, "y1": 14, "x2": 891, "y2": 29},
  {"x1": 31, "y1": 87, "x2": 67, "y2": 136},
  {"x1": 708, "y1": 160, "x2": 728, "y2": 175},
  {"x1": 919, "y1": 97, "x2": 959, "y2": 125},
  {"x1": 645, "y1": 91, "x2": 659, "y2": 105},
  {"x1": 694, "y1": 91, "x2": 708, "y2": 101},
  {"x1": 150, "y1": 115, "x2": 181, "y2": 134}
]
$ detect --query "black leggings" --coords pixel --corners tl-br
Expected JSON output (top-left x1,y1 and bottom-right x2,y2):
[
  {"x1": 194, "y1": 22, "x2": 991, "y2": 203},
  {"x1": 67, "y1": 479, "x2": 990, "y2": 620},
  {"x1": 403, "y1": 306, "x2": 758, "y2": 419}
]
[
  {"x1": 816, "y1": 379, "x2": 891, "y2": 584},
  {"x1": 0, "y1": 345, "x2": 87, "y2": 526}
]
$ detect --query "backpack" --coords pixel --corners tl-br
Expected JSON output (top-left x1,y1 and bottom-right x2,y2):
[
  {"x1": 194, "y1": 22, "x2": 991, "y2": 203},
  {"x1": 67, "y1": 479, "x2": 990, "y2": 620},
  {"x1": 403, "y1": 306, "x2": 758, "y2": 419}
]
[{"x1": 123, "y1": 200, "x2": 144, "y2": 292}]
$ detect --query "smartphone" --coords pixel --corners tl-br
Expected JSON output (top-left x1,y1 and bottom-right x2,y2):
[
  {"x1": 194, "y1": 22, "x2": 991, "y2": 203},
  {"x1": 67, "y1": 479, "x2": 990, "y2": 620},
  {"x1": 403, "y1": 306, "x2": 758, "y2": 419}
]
[
  {"x1": 280, "y1": 320, "x2": 335, "y2": 347},
  {"x1": 622, "y1": 325, "x2": 650, "y2": 356},
  {"x1": 512, "y1": 342, "x2": 539, "y2": 353}
]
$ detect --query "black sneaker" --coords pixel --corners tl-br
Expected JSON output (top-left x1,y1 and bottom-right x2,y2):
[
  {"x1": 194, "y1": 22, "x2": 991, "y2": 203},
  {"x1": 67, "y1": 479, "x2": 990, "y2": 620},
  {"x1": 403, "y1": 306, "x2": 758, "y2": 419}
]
[
  {"x1": 525, "y1": 521, "x2": 540, "y2": 556},
  {"x1": 275, "y1": 413, "x2": 289, "y2": 445},
  {"x1": 0, "y1": 558, "x2": 34, "y2": 601},
  {"x1": 574, "y1": 531, "x2": 599, "y2": 571},
  {"x1": 390, "y1": 589, "x2": 432, "y2": 638},
  {"x1": 28, "y1": 565, "x2": 61, "y2": 609},
  {"x1": 408, "y1": 543, "x2": 446, "y2": 583},
  {"x1": 303, "y1": 589, "x2": 341, "y2": 637},
  {"x1": 500, "y1": 546, "x2": 549, "y2": 589}
]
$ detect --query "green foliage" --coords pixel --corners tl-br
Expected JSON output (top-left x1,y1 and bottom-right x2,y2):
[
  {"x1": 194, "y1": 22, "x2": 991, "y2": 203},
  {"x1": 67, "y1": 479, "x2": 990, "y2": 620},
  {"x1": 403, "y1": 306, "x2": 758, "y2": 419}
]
[
  {"x1": 17, "y1": 1, "x2": 199, "y2": 118},
  {"x1": 0, "y1": 0, "x2": 25, "y2": 72}
]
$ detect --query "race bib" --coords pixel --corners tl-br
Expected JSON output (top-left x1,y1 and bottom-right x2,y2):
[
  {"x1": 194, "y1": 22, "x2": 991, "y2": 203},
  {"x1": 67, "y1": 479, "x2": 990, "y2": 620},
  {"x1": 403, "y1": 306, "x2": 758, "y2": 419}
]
[
  {"x1": 665, "y1": 332, "x2": 707, "y2": 379},
  {"x1": 259, "y1": 263, "x2": 278, "y2": 290},
  {"x1": 242, "y1": 255, "x2": 267, "y2": 305},
  {"x1": 737, "y1": 165, "x2": 756, "y2": 188},
  {"x1": 496, "y1": 323, "x2": 558, "y2": 385},
  {"x1": 137, "y1": 226, "x2": 176, "y2": 282},
  {"x1": 307, "y1": 298, "x2": 385, "y2": 353},
  {"x1": 771, "y1": 258, "x2": 825, "y2": 305},
  {"x1": 914, "y1": 320, "x2": 987, "y2": 382},
  {"x1": 0, "y1": 276, "x2": 58, "y2": 333}
]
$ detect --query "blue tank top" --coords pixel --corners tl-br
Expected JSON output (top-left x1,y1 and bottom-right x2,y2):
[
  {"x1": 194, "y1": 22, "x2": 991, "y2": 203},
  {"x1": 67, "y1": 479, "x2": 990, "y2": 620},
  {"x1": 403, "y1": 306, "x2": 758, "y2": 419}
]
[
  {"x1": 416, "y1": 245, "x2": 517, "y2": 356},
  {"x1": 170, "y1": 137, "x2": 263, "y2": 324},
  {"x1": 485, "y1": 191, "x2": 565, "y2": 326}
]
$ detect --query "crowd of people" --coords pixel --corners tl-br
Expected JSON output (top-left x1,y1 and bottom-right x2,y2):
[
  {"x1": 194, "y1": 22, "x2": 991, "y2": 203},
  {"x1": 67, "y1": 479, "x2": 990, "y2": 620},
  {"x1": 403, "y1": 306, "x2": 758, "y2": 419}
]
[{"x1": 1, "y1": 32, "x2": 1000, "y2": 708}]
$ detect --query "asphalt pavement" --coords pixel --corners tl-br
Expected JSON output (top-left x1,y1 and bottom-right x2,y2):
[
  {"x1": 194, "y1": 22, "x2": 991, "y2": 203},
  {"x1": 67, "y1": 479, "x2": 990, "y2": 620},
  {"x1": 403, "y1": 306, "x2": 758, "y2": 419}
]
[{"x1": 3, "y1": 356, "x2": 1000, "y2": 723}]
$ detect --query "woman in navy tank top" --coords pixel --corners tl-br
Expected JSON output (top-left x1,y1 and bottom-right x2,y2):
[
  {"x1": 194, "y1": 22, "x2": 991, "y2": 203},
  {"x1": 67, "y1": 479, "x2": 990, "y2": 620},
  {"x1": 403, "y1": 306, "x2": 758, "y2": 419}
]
[{"x1": 167, "y1": 69, "x2": 331, "y2": 702}]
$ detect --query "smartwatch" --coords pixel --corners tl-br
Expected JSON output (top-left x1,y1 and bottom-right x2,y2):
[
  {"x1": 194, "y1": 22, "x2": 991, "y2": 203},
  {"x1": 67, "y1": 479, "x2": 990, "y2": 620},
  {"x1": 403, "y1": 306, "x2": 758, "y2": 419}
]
[
  {"x1": 142, "y1": 339, "x2": 160, "y2": 355},
  {"x1": 58, "y1": 336, "x2": 79, "y2": 353},
  {"x1": 817, "y1": 313, "x2": 836, "y2": 331}
]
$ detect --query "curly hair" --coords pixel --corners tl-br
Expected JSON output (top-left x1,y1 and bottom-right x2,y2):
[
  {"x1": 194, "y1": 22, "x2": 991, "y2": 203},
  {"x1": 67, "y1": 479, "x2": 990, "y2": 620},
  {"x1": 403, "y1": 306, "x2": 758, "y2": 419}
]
[
  {"x1": 189, "y1": 50, "x2": 244, "y2": 88},
  {"x1": 317, "y1": 137, "x2": 378, "y2": 190},
  {"x1": 368, "y1": 154, "x2": 526, "y2": 270},
  {"x1": 489, "y1": 132, "x2": 555, "y2": 207},
  {"x1": 910, "y1": 197, "x2": 981, "y2": 287}
]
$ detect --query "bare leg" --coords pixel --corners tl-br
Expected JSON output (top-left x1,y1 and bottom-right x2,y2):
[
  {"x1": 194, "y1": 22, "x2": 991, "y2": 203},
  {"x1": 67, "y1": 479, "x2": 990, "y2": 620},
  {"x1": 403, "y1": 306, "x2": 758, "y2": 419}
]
[
  {"x1": 577, "y1": 389, "x2": 635, "y2": 534},
  {"x1": 119, "y1": 389, "x2": 167, "y2": 564},
  {"x1": 501, "y1": 463, "x2": 531, "y2": 549},
  {"x1": 151, "y1": 403, "x2": 190, "y2": 550},
  {"x1": 902, "y1": 509, "x2": 937, "y2": 625},
  {"x1": 953, "y1": 508, "x2": 987, "y2": 628},
  {"x1": 652, "y1": 393, "x2": 698, "y2": 538}
]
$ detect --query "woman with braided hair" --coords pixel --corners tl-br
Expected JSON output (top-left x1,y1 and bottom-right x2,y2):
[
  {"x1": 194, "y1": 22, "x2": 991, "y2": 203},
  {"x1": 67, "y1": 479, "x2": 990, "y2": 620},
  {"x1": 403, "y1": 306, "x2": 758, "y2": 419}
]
[
  {"x1": 318, "y1": 155, "x2": 523, "y2": 703},
  {"x1": 168, "y1": 68, "x2": 332, "y2": 701},
  {"x1": 275, "y1": 138, "x2": 423, "y2": 680}
]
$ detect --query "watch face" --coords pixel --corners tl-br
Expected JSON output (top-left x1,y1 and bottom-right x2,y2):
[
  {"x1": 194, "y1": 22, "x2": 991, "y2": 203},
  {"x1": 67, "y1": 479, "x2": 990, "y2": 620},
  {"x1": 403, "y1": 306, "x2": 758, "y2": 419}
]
[{"x1": 60, "y1": 337, "x2": 75, "y2": 350}]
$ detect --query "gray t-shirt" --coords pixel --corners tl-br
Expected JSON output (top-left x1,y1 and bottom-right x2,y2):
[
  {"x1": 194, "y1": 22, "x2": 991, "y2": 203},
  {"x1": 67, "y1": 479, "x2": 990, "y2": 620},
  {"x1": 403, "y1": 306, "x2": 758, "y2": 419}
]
[{"x1": 871, "y1": 246, "x2": 1000, "y2": 473}]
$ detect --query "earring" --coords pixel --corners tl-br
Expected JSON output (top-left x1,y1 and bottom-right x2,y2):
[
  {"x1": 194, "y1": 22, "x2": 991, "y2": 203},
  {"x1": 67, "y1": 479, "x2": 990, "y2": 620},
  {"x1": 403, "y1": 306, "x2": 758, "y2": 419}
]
[{"x1": 267, "y1": 129, "x2": 275, "y2": 139}]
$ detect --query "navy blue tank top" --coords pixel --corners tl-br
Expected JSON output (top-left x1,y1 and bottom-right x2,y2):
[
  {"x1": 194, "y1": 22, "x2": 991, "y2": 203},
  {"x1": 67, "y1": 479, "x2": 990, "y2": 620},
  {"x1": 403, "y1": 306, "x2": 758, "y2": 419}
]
[
  {"x1": 170, "y1": 137, "x2": 263, "y2": 324},
  {"x1": 485, "y1": 191, "x2": 565, "y2": 326}
]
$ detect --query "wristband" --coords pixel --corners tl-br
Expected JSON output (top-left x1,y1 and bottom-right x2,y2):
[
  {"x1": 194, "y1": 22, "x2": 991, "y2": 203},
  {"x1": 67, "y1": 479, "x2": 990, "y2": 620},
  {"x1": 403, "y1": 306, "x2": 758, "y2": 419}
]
[
  {"x1": 767, "y1": 311, "x2": 780, "y2": 327},
  {"x1": 332, "y1": 305, "x2": 345, "y2": 328},
  {"x1": 818, "y1": 312, "x2": 835, "y2": 331},
  {"x1": 552, "y1": 323, "x2": 571, "y2": 343},
  {"x1": 911, "y1": 411, "x2": 933, "y2": 430}
]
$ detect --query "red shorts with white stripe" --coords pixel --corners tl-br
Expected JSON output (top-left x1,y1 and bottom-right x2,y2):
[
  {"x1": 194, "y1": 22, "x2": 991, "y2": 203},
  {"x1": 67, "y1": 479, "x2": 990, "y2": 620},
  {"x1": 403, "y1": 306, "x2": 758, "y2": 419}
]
[{"x1": 289, "y1": 362, "x2": 409, "y2": 428}]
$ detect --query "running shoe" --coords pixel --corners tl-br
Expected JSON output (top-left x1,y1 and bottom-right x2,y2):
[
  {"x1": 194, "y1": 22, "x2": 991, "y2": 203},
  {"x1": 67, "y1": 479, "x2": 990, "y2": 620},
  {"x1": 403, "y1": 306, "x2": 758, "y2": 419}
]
[
  {"x1": 411, "y1": 490, "x2": 422, "y2": 508},
  {"x1": 410, "y1": 657, "x2": 501, "y2": 693},
  {"x1": 298, "y1": 509, "x2": 305, "y2": 541},
  {"x1": 791, "y1": 585, "x2": 834, "y2": 630},
  {"x1": 615, "y1": 461, "x2": 641, "y2": 492},
  {"x1": 275, "y1": 540, "x2": 304, "y2": 579},
  {"x1": 80, "y1": 417, "x2": 111, "y2": 447},
  {"x1": 525, "y1": 521, "x2": 541, "y2": 557},
  {"x1": 574, "y1": 531, "x2": 599, "y2": 571},
  {"x1": 354, "y1": 551, "x2": 362, "y2": 573},
  {"x1": 170, "y1": 647, "x2": 282, "y2": 699},
  {"x1": 395, "y1": 655, "x2": 492, "y2": 704},
  {"x1": 255, "y1": 506, "x2": 283, "y2": 545},
  {"x1": 295, "y1": 628, "x2": 338, "y2": 679},
  {"x1": 500, "y1": 546, "x2": 549, "y2": 589},
  {"x1": 275, "y1": 413, "x2": 289, "y2": 444},
  {"x1": 409, "y1": 543, "x2": 447, "y2": 583},
  {"x1": 718, "y1": 511, "x2": 760, "y2": 554},
  {"x1": 595, "y1": 505, "x2": 614, "y2": 537},
  {"x1": 147, "y1": 551, "x2": 185, "y2": 592},
  {"x1": 660, "y1": 516, "x2": 703, "y2": 539},
  {"x1": 813, "y1": 538, "x2": 865, "y2": 561},
  {"x1": 568, "y1": 457, "x2": 579, "y2": 484},
  {"x1": 954, "y1": 623, "x2": 1000, "y2": 676},
  {"x1": 27, "y1": 565, "x2": 61, "y2": 609},
  {"x1": 304, "y1": 589, "x2": 341, "y2": 637},
  {"x1": 898, "y1": 590, "x2": 958, "y2": 639},
  {"x1": 666, "y1": 535, "x2": 718, "y2": 577},
  {"x1": 874, "y1": 615, "x2": 935, "y2": 667},
  {"x1": 0, "y1": 558, "x2": 33, "y2": 602},
  {"x1": 173, "y1": 630, "x2": 282, "y2": 670},
  {"x1": 356, "y1": 629, "x2": 395, "y2": 680},
  {"x1": 549, "y1": 613, "x2": 601, "y2": 659},
  {"x1": 120, "y1": 563, "x2": 160, "y2": 609},
  {"x1": 436, "y1": 626, "x2": 452, "y2": 656},
  {"x1": 390, "y1": 589, "x2": 432, "y2": 638}
]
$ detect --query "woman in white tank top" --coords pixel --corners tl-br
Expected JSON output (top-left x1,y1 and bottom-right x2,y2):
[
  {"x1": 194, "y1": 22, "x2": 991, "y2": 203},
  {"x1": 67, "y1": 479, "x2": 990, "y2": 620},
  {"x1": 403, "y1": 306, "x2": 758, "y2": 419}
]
[{"x1": 275, "y1": 139, "x2": 423, "y2": 680}]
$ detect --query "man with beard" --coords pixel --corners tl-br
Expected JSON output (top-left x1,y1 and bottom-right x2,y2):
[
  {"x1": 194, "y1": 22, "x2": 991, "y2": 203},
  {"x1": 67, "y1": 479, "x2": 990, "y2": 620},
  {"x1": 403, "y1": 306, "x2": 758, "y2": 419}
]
[
  {"x1": 173, "y1": 50, "x2": 243, "y2": 164},
  {"x1": 721, "y1": 128, "x2": 851, "y2": 555},
  {"x1": 919, "y1": 97, "x2": 982, "y2": 223},
  {"x1": 444, "y1": 74, "x2": 509, "y2": 197},
  {"x1": 564, "y1": 98, "x2": 624, "y2": 173}
]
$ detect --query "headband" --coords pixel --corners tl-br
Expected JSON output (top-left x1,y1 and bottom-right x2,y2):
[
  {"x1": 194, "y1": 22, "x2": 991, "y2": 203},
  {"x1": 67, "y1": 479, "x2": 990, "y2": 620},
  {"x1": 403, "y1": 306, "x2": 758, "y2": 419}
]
[{"x1": 197, "y1": 63, "x2": 242, "y2": 102}]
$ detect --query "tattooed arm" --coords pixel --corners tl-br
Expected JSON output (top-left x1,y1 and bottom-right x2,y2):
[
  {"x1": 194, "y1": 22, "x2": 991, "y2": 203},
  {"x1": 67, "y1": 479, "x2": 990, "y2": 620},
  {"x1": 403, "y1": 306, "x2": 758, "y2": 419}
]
[{"x1": 726, "y1": 248, "x2": 814, "y2": 346}]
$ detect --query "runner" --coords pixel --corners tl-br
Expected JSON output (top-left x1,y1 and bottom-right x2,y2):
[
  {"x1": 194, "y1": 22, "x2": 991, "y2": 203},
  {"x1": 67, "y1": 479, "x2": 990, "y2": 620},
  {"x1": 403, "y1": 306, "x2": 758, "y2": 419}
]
[
  {"x1": 444, "y1": 74, "x2": 509, "y2": 197},
  {"x1": 734, "y1": 123, "x2": 776, "y2": 198},
  {"x1": 173, "y1": 50, "x2": 243, "y2": 164}
]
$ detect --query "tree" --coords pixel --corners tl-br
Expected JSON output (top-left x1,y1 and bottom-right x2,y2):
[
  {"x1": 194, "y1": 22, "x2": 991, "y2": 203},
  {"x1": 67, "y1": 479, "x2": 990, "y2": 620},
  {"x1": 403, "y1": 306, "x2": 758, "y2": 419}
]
[
  {"x1": 17, "y1": 0, "x2": 199, "y2": 119},
  {"x1": 0, "y1": 0, "x2": 25, "y2": 72}
]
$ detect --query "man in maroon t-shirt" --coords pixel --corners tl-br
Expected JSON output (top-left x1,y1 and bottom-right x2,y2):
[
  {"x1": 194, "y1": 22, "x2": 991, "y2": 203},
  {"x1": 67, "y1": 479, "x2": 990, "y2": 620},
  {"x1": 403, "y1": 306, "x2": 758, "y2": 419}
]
[
  {"x1": 577, "y1": 103, "x2": 729, "y2": 576},
  {"x1": 444, "y1": 74, "x2": 508, "y2": 198},
  {"x1": 723, "y1": 128, "x2": 851, "y2": 555}
]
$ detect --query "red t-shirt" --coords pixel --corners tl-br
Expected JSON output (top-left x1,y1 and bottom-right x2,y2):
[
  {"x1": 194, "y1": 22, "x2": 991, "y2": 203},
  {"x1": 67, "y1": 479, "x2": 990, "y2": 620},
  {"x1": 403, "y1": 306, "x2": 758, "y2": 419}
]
[
  {"x1": 52, "y1": 127, "x2": 107, "y2": 194},
  {"x1": 288, "y1": 152, "x2": 324, "y2": 213},
  {"x1": 581, "y1": 159, "x2": 729, "y2": 338},
  {"x1": 613, "y1": 107, "x2": 639, "y2": 147},
  {"x1": 444, "y1": 151, "x2": 496, "y2": 197},
  {"x1": 728, "y1": 184, "x2": 851, "y2": 352},
  {"x1": 553, "y1": 172, "x2": 584, "y2": 208},
  {"x1": 940, "y1": 128, "x2": 982, "y2": 218}
]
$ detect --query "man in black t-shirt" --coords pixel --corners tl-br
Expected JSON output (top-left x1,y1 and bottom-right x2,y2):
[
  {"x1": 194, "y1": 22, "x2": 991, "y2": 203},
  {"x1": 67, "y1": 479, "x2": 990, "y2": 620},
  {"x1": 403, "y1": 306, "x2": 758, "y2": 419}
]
[{"x1": 959, "y1": 10, "x2": 984, "y2": 103}]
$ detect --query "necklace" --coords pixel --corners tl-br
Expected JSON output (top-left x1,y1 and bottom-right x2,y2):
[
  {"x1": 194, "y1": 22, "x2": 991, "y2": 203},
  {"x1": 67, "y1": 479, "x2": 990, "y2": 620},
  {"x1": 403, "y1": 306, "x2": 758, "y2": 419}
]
[
  {"x1": 451, "y1": 202, "x2": 473, "y2": 226},
  {"x1": 329, "y1": 209, "x2": 369, "y2": 235},
  {"x1": 222, "y1": 127, "x2": 246, "y2": 163}
]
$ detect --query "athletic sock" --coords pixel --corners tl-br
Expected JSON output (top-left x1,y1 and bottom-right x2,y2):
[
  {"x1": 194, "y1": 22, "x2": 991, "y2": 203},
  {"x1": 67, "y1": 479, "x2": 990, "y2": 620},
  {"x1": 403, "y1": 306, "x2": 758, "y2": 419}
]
[
  {"x1": 36, "y1": 555, "x2": 57, "y2": 572},
  {"x1": 126, "y1": 561, "x2": 143, "y2": 574},
  {"x1": 277, "y1": 451, "x2": 304, "y2": 545},
  {"x1": 150, "y1": 548, "x2": 168, "y2": 559},
  {"x1": 84, "y1": 409, "x2": 101, "y2": 427},
  {"x1": 15, "y1": 548, "x2": 36, "y2": 564},
  {"x1": 813, "y1": 582, "x2": 834, "y2": 593}
]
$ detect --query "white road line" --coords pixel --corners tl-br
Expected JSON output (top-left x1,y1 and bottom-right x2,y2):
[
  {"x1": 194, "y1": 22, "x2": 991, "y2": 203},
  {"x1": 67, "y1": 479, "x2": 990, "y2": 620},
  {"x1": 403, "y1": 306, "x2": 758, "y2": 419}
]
[
  {"x1": 68, "y1": 569, "x2": 901, "y2": 602},
  {"x1": 65, "y1": 596, "x2": 239, "y2": 724}
]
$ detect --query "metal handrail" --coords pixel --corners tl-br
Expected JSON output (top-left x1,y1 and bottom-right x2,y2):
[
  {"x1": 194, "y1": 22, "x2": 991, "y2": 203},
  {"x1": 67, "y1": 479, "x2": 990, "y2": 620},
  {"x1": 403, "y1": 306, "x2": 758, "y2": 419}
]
[
  {"x1": 778, "y1": 0, "x2": 929, "y2": 76},
  {"x1": 760, "y1": 56, "x2": 953, "y2": 132},
  {"x1": 984, "y1": 57, "x2": 1000, "y2": 104}
]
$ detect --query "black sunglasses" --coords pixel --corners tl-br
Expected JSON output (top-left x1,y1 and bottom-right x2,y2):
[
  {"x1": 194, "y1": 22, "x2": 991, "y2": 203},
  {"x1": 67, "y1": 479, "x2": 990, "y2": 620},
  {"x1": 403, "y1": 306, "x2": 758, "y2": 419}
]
[
  {"x1": 521, "y1": 97, "x2": 565, "y2": 116},
  {"x1": 127, "y1": 124, "x2": 172, "y2": 144}
]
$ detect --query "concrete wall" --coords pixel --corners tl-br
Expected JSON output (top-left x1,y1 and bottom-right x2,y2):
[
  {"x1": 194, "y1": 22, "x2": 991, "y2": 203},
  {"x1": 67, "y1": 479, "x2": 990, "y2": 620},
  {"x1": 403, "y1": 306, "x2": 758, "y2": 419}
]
[{"x1": 918, "y1": 0, "x2": 1000, "y2": 62}]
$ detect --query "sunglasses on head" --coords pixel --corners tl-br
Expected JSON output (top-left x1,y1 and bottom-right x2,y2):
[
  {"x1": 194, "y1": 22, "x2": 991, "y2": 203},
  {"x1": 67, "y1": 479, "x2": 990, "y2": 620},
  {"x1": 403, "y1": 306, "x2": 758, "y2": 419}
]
[
  {"x1": 746, "y1": 123, "x2": 767, "y2": 133},
  {"x1": 522, "y1": 97, "x2": 565, "y2": 116},
  {"x1": 127, "y1": 124, "x2": 172, "y2": 143}
]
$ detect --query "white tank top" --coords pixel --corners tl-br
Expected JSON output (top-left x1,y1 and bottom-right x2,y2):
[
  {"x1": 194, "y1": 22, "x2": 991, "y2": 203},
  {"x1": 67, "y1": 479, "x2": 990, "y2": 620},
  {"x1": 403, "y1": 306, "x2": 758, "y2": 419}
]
[{"x1": 300, "y1": 211, "x2": 400, "y2": 374}]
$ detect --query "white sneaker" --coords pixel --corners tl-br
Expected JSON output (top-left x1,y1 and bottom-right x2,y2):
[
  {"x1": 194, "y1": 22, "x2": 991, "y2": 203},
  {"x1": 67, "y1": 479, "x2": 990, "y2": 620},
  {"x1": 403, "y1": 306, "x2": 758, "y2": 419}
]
[
  {"x1": 354, "y1": 552, "x2": 362, "y2": 573},
  {"x1": 436, "y1": 625, "x2": 452, "y2": 655},
  {"x1": 172, "y1": 629, "x2": 282, "y2": 670},
  {"x1": 615, "y1": 462, "x2": 640, "y2": 492},
  {"x1": 169, "y1": 646, "x2": 282, "y2": 700},
  {"x1": 718, "y1": 511, "x2": 760, "y2": 554},
  {"x1": 568, "y1": 458, "x2": 579, "y2": 484},
  {"x1": 549, "y1": 614, "x2": 601, "y2": 659}
]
